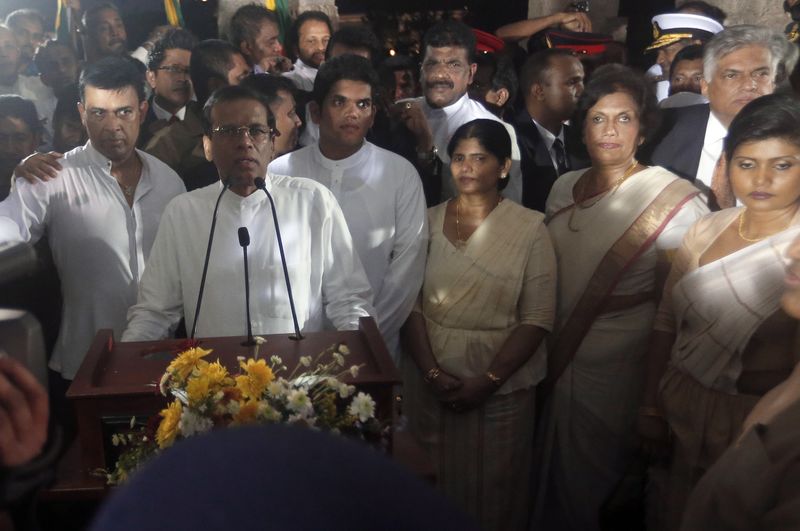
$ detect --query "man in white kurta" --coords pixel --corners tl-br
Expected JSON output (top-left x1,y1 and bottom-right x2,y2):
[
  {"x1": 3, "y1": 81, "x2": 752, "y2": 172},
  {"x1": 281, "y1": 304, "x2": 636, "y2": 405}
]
[
  {"x1": 396, "y1": 21, "x2": 522, "y2": 204},
  {"x1": 123, "y1": 85, "x2": 374, "y2": 341},
  {"x1": 269, "y1": 140, "x2": 426, "y2": 362},
  {"x1": 0, "y1": 57, "x2": 186, "y2": 379}
]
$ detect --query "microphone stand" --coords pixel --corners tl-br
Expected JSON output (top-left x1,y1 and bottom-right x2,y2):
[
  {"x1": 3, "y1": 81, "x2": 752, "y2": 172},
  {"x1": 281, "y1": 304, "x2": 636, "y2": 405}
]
[
  {"x1": 238, "y1": 227, "x2": 256, "y2": 346},
  {"x1": 253, "y1": 177, "x2": 303, "y2": 340},
  {"x1": 190, "y1": 181, "x2": 229, "y2": 339}
]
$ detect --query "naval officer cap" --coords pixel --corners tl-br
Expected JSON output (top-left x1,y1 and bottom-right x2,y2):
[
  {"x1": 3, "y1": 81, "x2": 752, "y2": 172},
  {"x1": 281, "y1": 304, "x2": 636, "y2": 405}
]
[{"x1": 646, "y1": 13, "x2": 724, "y2": 51}]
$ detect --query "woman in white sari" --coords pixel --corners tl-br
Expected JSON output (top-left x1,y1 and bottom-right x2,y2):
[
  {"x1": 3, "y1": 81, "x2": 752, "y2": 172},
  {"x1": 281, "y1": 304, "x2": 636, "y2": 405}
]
[
  {"x1": 639, "y1": 94, "x2": 800, "y2": 530},
  {"x1": 532, "y1": 64, "x2": 708, "y2": 531},
  {"x1": 403, "y1": 119, "x2": 556, "y2": 531}
]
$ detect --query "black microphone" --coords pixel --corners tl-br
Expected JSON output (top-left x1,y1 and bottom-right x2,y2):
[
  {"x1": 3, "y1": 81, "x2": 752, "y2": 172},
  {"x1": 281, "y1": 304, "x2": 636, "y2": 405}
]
[
  {"x1": 238, "y1": 227, "x2": 256, "y2": 346},
  {"x1": 190, "y1": 181, "x2": 230, "y2": 339},
  {"x1": 253, "y1": 177, "x2": 303, "y2": 340}
]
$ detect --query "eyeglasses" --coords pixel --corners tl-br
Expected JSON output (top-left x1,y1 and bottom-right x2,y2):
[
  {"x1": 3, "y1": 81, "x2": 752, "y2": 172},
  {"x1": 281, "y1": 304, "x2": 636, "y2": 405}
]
[
  {"x1": 155, "y1": 65, "x2": 191, "y2": 76},
  {"x1": 211, "y1": 125, "x2": 276, "y2": 142}
]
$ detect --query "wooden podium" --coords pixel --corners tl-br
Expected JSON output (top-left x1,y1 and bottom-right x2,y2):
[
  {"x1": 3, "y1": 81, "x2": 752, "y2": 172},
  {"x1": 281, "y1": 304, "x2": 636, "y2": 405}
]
[{"x1": 66, "y1": 317, "x2": 401, "y2": 472}]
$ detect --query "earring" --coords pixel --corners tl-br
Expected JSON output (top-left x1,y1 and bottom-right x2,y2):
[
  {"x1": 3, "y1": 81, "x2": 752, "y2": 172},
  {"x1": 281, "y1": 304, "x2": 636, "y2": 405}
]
[{"x1": 500, "y1": 173, "x2": 508, "y2": 179}]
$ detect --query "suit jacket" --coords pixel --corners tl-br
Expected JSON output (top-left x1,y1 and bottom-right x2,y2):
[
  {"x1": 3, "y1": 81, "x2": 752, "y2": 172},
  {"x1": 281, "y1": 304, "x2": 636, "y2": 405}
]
[
  {"x1": 512, "y1": 109, "x2": 587, "y2": 213},
  {"x1": 138, "y1": 99, "x2": 166, "y2": 149},
  {"x1": 642, "y1": 103, "x2": 711, "y2": 183}
]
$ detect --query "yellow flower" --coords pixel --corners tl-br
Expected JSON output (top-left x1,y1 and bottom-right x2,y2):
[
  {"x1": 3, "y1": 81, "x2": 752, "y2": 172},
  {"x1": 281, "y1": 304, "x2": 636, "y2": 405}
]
[
  {"x1": 204, "y1": 361, "x2": 231, "y2": 389},
  {"x1": 186, "y1": 375, "x2": 211, "y2": 405},
  {"x1": 235, "y1": 358, "x2": 274, "y2": 399},
  {"x1": 156, "y1": 400, "x2": 183, "y2": 448},
  {"x1": 167, "y1": 347, "x2": 213, "y2": 381},
  {"x1": 234, "y1": 400, "x2": 259, "y2": 424}
]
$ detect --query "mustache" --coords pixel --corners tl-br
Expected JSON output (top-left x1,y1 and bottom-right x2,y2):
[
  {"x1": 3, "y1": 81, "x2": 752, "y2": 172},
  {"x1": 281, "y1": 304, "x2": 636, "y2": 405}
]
[{"x1": 426, "y1": 80, "x2": 454, "y2": 89}]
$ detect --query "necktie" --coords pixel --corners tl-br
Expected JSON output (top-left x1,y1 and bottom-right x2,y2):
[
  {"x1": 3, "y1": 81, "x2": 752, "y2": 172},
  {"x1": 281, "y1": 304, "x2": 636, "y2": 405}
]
[
  {"x1": 168, "y1": 115, "x2": 179, "y2": 124},
  {"x1": 553, "y1": 138, "x2": 569, "y2": 175}
]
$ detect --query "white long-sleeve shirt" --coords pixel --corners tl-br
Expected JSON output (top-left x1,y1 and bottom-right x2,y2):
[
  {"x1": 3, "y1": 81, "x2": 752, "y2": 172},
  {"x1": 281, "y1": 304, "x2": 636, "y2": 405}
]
[
  {"x1": 122, "y1": 175, "x2": 375, "y2": 341},
  {"x1": 0, "y1": 141, "x2": 186, "y2": 378},
  {"x1": 269, "y1": 142, "x2": 427, "y2": 361},
  {"x1": 417, "y1": 93, "x2": 523, "y2": 204}
]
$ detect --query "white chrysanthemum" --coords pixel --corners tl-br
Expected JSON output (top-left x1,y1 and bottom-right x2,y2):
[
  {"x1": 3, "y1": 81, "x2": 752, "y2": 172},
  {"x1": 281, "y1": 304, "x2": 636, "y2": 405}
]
[
  {"x1": 333, "y1": 352, "x2": 345, "y2": 366},
  {"x1": 270, "y1": 355, "x2": 283, "y2": 366},
  {"x1": 287, "y1": 388, "x2": 313, "y2": 416},
  {"x1": 349, "y1": 365, "x2": 360, "y2": 378},
  {"x1": 348, "y1": 392, "x2": 376, "y2": 422},
  {"x1": 179, "y1": 408, "x2": 214, "y2": 437},
  {"x1": 299, "y1": 356, "x2": 312, "y2": 367},
  {"x1": 338, "y1": 344, "x2": 350, "y2": 355},
  {"x1": 339, "y1": 383, "x2": 356, "y2": 399},
  {"x1": 267, "y1": 380, "x2": 285, "y2": 397}
]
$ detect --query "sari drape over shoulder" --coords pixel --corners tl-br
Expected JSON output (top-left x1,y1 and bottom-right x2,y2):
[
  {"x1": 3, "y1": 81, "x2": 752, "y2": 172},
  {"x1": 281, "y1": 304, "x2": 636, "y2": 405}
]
[
  {"x1": 532, "y1": 166, "x2": 706, "y2": 531},
  {"x1": 404, "y1": 199, "x2": 556, "y2": 531},
  {"x1": 654, "y1": 208, "x2": 800, "y2": 530}
]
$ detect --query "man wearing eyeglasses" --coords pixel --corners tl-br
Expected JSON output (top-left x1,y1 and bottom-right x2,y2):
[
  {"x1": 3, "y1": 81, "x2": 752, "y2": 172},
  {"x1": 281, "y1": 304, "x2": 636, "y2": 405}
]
[
  {"x1": 0, "y1": 56, "x2": 185, "y2": 390},
  {"x1": 140, "y1": 28, "x2": 198, "y2": 148},
  {"x1": 123, "y1": 85, "x2": 374, "y2": 341},
  {"x1": 395, "y1": 20, "x2": 523, "y2": 205}
]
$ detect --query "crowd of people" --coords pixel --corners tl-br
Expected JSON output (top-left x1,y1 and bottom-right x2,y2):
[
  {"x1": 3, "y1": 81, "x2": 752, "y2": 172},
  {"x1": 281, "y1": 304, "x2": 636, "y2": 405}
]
[{"x1": 1, "y1": 1, "x2": 800, "y2": 530}]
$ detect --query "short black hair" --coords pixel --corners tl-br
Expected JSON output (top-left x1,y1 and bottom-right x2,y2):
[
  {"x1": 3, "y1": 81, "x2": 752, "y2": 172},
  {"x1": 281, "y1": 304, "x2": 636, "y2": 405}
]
[
  {"x1": 519, "y1": 48, "x2": 576, "y2": 96},
  {"x1": 573, "y1": 63, "x2": 660, "y2": 145},
  {"x1": 79, "y1": 55, "x2": 146, "y2": 102},
  {"x1": 148, "y1": 28, "x2": 197, "y2": 71},
  {"x1": 240, "y1": 73, "x2": 297, "y2": 108},
  {"x1": 202, "y1": 85, "x2": 274, "y2": 134},
  {"x1": 724, "y1": 93, "x2": 800, "y2": 163},
  {"x1": 4, "y1": 9, "x2": 45, "y2": 30},
  {"x1": 423, "y1": 20, "x2": 476, "y2": 64},
  {"x1": 229, "y1": 5, "x2": 278, "y2": 51},
  {"x1": 33, "y1": 39, "x2": 76, "y2": 71},
  {"x1": 474, "y1": 53, "x2": 518, "y2": 109},
  {"x1": 669, "y1": 43, "x2": 704, "y2": 80},
  {"x1": 286, "y1": 11, "x2": 333, "y2": 58},
  {"x1": 0, "y1": 94, "x2": 42, "y2": 135},
  {"x1": 325, "y1": 25, "x2": 381, "y2": 64},
  {"x1": 81, "y1": 3, "x2": 121, "y2": 35},
  {"x1": 312, "y1": 54, "x2": 380, "y2": 107},
  {"x1": 446, "y1": 118, "x2": 511, "y2": 190},
  {"x1": 190, "y1": 39, "x2": 242, "y2": 104},
  {"x1": 677, "y1": 1, "x2": 727, "y2": 24}
]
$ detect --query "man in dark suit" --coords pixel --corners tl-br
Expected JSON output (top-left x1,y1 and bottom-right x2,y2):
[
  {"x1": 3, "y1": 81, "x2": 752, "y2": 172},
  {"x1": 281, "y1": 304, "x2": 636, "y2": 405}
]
[
  {"x1": 512, "y1": 49, "x2": 588, "y2": 212},
  {"x1": 139, "y1": 28, "x2": 198, "y2": 148},
  {"x1": 643, "y1": 25, "x2": 790, "y2": 207}
]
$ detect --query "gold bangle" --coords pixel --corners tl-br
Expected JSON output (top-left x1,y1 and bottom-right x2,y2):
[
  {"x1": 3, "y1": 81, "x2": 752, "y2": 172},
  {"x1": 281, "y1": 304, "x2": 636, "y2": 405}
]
[
  {"x1": 638, "y1": 406, "x2": 663, "y2": 418},
  {"x1": 485, "y1": 371, "x2": 502, "y2": 388},
  {"x1": 424, "y1": 367, "x2": 440, "y2": 383}
]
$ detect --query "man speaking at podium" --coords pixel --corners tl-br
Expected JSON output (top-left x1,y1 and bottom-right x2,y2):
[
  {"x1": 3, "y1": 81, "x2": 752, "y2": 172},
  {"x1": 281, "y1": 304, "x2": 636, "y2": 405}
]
[{"x1": 123, "y1": 86, "x2": 375, "y2": 341}]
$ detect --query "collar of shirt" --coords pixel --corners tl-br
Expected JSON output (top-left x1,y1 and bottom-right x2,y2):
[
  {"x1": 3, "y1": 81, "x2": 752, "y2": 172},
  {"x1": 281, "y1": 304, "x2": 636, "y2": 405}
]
[
  {"x1": 151, "y1": 98, "x2": 186, "y2": 121},
  {"x1": 219, "y1": 175, "x2": 273, "y2": 209},
  {"x1": 311, "y1": 141, "x2": 369, "y2": 171},
  {"x1": 293, "y1": 59, "x2": 318, "y2": 81},
  {"x1": 83, "y1": 140, "x2": 154, "y2": 199},
  {"x1": 531, "y1": 118, "x2": 564, "y2": 152},
  {"x1": 704, "y1": 110, "x2": 728, "y2": 150},
  {"x1": 422, "y1": 92, "x2": 469, "y2": 118}
]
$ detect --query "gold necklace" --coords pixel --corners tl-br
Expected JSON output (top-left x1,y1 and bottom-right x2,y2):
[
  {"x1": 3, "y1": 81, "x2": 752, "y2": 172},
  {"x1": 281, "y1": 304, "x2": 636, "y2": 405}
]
[
  {"x1": 456, "y1": 195, "x2": 502, "y2": 243},
  {"x1": 737, "y1": 208, "x2": 794, "y2": 243},
  {"x1": 568, "y1": 160, "x2": 640, "y2": 232}
]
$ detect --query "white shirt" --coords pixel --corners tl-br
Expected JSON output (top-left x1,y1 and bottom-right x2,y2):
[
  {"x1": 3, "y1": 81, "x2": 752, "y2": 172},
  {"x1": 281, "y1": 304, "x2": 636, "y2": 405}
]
[
  {"x1": 269, "y1": 141, "x2": 427, "y2": 361},
  {"x1": 417, "y1": 93, "x2": 523, "y2": 204},
  {"x1": 646, "y1": 63, "x2": 670, "y2": 102},
  {"x1": 0, "y1": 142, "x2": 186, "y2": 378},
  {"x1": 282, "y1": 59, "x2": 317, "y2": 92},
  {"x1": 122, "y1": 175, "x2": 375, "y2": 341},
  {"x1": 532, "y1": 118, "x2": 565, "y2": 172},
  {"x1": 151, "y1": 98, "x2": 186, "y2": 121},
  {"x1": 696, "y1": 110, "x2": 727, "y2": 191}
]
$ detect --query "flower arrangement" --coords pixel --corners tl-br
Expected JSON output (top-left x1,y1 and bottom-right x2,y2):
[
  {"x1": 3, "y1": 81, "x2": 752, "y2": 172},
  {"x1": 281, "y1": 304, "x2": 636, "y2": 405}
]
[{"x1": 103, "y1": 340, "x2": 381, "y2": 485}]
